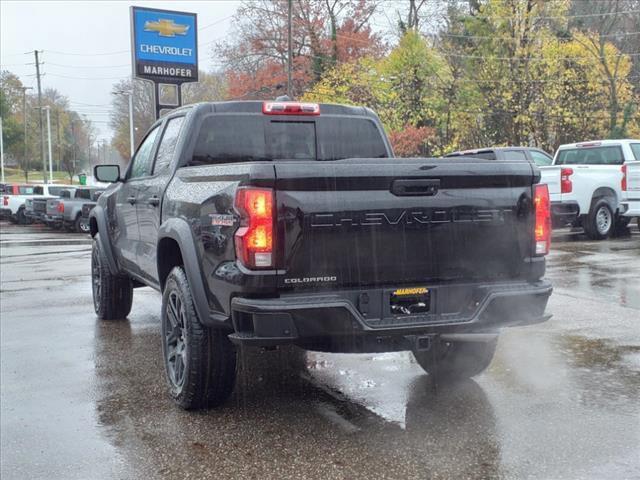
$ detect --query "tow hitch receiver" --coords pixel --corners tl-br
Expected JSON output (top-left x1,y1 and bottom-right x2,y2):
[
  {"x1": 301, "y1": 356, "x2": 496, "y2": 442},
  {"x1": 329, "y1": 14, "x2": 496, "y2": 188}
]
[{"x1": 407, "y1": 335, "x2": 434, "y2": 352}]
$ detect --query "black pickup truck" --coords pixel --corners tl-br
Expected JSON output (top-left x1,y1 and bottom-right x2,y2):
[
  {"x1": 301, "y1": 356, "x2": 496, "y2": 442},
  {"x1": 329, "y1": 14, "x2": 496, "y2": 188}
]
[{"x1": 90, "y1": 100, "x2": 552, "y2": 410}]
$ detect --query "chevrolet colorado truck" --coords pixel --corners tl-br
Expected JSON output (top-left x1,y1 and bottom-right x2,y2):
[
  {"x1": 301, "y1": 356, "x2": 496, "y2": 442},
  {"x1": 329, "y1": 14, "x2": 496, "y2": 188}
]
[
  {"x1": 539, "y1": 139, "x2": 640, "y2": 238},
  {"x1": 90, "y1": 100, "x2": 552, "y2": 410},
  {"x1": 45, "y1": 187, "x2": 103, "y2": 232}
]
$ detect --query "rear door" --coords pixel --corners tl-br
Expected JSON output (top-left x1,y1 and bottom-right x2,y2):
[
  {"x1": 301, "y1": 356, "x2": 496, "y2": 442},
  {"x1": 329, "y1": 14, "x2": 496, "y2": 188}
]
[
  {"x1": 136, "y1": 115, "x2": 185, "y2": 283},
  {"x1": 275, "y1": 158, "x2": 536, "y2": 291}
]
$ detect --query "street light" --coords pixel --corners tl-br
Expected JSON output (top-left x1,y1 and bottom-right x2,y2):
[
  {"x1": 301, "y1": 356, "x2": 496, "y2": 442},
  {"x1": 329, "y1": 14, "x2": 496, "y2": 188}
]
[{"x1": 113, "y1": 89, "x2": 135, "y2": 158}]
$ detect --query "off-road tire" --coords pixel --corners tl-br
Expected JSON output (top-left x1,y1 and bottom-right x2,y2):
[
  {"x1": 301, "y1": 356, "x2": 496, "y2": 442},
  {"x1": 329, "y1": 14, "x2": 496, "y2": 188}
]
[
  {"x1": 161, "y1": 266, "x2": 236, "y2": 410},
  {"x1": 413, "y1": 337, "x2": 498, "y2": 381},
  {"x1": 584, "y1": 200, "x2": 613, "y2": 240},
  {"x1": 91, "y1": 237, "x2": 133, "y2": 320}
]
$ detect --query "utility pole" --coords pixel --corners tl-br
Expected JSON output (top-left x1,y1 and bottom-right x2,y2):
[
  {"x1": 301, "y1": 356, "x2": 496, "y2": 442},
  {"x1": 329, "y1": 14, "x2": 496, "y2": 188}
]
[
  {"x1": 20, "y1": 87, "x2": 33, "y2": 182},
  {"x1": 34, "y1": 50, "x2": 46, "y2": 183},
  {"x1": 287, "y1": 0, "x2": 293, "y2": 98},
  {"x1": 0, "y1": 117, "x2": 4, "y2": 183},
  {"x1": 44, "y1": 106, "x2": 53, "y2": 183}
]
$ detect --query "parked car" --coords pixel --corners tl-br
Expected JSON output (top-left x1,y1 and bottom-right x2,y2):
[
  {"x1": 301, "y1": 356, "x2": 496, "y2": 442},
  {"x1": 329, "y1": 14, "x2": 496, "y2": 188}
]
[
  {"x1": 45, "y1": 187, "x2": 103, "y2": 232},
  {"x1": 90, "y1": 100, "x2": 552, "y2": 410},
  {"x1": 2, "y1": 183, "x2": 74, "y2": 224},
  {"x1": 444, "y1": 146, "x2": 553, "y2": 166},
  {"x1": 539, "y1": 139, "x2": 640, "y2": 239},
  {"x1": 619, "y1": 142, "x2": 640, "y2": 231},
  {"x1": 25, "y1": 185, "x2": 74, "y2": 223}
]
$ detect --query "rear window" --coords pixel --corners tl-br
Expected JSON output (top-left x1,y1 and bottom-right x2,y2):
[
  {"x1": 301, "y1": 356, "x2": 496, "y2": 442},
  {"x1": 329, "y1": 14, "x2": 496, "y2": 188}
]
[
  {"x1": 60, "y1": 190, "x2": 72, "y2": 198},
  {"x1": 191, "y1": 115, "x2": 388, "y2": 165},
  {"x1": 48, "y1": 187, "x2": 66, "y2": 196},
  {"x1": 556, "y1": 146, "x2": 624, "y2": 165},
  {"x1": 18, "y1": 186, "x2": 42, "y2": 195},
  {"x1": 75, "y1": 189, "x2": 91, "y2": 200},
  {"x1": 630, "y1": 143, "x2": 640, "y2": 161}
]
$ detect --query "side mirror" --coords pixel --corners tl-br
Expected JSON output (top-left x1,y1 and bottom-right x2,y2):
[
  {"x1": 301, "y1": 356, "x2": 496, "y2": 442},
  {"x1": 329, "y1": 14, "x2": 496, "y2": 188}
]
[{"x1": 94, "y1": 165, "x2": 121, "y2": 183}]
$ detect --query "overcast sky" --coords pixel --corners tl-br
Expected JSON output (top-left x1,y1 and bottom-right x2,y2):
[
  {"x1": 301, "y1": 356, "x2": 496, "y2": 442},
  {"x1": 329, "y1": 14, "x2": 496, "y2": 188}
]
[{"x1": 1, "y1": 0, "x2": 242, "y2": 140}]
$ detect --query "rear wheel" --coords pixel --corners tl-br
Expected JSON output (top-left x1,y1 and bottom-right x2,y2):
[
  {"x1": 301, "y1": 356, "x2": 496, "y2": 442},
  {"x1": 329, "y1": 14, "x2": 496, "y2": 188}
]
[
  {"x1": 75, "y1": 214, "x2": 89, "y2": 233},
  {"x1": 91, "y1": 237, "x2": 133, "y2": 320},
  {"x1": 584, "y1": 200, "x2": 613, "y2": 240},
  {"x1": 413, "y1": 337, "x2": 498, "y2": 381},
  {"x1": 16, "y1": 207, "x2": 27, "y2": 225},
  {"x1": 161, "y1": 266, "x2": 236, "y2": 410}
]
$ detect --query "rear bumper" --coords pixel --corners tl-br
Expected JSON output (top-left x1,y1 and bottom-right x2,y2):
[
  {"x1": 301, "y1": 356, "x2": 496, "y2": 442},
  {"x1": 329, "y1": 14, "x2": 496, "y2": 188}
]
[
  {"x1": 229, "y1": 280, "x2": 552, "y2": 351},
  {"x1": 44, "y1": 214, "x2": 63, "y2": 224},
  {"x1": 620, "y1": 199, "x2": 640, "y2": 217},
  {"x1": 0, "y1": 208, "x2": 13, "y2": 219},
  {"x1": 551, "y1": 201, "x2": 579, "y2": 228}
]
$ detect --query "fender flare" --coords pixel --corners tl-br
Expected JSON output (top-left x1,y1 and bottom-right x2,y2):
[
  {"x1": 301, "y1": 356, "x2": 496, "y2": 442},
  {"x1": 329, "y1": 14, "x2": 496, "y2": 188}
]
[
  {"x1": 158, "y1": 218, "x2": 223, "y2": 327},
  {"x1": 89, "y1": 205, "x2": 119, "y2": 275},
  {"x1": 590, "y1": 187, "x2": 618, "y2": 213}
]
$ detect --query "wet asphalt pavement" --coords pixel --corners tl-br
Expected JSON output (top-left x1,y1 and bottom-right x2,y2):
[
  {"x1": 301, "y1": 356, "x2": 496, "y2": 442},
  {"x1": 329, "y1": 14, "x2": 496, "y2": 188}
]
[{"x1": 1, "y1": 222, "x2": 639, "y2": 480}]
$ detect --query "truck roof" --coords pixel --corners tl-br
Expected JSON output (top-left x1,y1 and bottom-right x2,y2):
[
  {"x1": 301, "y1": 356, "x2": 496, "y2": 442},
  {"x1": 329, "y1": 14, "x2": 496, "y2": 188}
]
[
  {"x1": 557, "y1": 139, "x2": 640, "y2": 150},
  {"x1": 176, "y1": 100, "x2": 376, "y2": 118}
]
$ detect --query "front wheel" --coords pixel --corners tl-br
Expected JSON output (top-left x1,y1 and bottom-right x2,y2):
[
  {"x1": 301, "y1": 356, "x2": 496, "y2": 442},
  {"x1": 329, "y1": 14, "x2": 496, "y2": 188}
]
[
  {"x1": 91, "y1": 237, "x2": 133, "y2": 320},
  {"x1": 413, "y1": 337, "x2": 498, "y2": 381},
  {"x1": 161, "y1": 266, "x2": 236, "y2": 410}
]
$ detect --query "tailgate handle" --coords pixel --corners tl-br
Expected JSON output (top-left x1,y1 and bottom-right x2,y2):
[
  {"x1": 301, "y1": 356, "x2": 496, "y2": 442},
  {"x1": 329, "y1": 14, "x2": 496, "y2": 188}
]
[{"x1": 391, "y1": 179, "x2": 440, "y2": 196}]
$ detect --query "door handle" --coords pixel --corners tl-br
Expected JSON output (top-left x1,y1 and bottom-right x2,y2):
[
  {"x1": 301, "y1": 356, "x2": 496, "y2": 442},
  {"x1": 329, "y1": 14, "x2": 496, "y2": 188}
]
[
  {"x1": 391, "y1": 179, "x2": 440, "y2": 196},
  {"x1": 148, "y1": 196, "x2": 160, "y2": 207},
  {"x1": 127, "y1": 196, "x2": 137, "y2": 205}
]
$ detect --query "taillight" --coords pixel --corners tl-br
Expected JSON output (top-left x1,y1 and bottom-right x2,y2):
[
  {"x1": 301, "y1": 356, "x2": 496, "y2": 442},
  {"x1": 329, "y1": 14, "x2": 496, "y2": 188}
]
[
  {"x1": 560, "y1": 168, "x2": 573, "y2": 193},
  {"x1": 621, "y1": 164, "x2": 627, "y2": 191},
  {"x1": 263, "y1": 102, "x2": 320, "y2": 115},
  {"x1": 57, "y1": 202, "x2": 64, "y2": 213},
  {"x1": 234, "y1": 187, "x2": 275, "y2": 268},
  {"x1": 534, "y1": 184, "x2": 551, "y2": 256},
  {"x1": 2, "y1": 196, "x2": 8, "y2": 206}
]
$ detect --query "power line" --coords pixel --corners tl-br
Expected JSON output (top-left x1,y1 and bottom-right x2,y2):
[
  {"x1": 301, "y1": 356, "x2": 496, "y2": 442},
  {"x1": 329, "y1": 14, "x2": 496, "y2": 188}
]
[{"x1": 46, "y1": 62, "x2": 130, "y2": 69}]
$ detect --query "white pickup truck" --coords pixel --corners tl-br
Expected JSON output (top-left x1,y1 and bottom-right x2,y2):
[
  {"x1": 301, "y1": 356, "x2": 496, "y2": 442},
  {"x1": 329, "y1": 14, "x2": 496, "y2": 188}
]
[
  {"x1": 619, "y1": 144, "x2": 640, "y2": 231},
  {"x1": 1, "y1": 183, "x2": 71, "y2": 224},
  {"x1": 540, "y1": 139, "x2": 640, "y2": 239}
]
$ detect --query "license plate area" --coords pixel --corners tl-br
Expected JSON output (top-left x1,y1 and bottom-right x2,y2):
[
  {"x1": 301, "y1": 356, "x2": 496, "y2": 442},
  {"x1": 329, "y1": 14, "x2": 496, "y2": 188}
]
[{"x1": 390, "y1": 287, "x2": 430, "y2": 316}]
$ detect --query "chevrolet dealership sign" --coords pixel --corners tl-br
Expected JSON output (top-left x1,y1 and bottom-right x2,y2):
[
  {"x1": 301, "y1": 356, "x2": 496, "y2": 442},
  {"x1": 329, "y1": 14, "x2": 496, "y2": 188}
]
[{"x1": 130, "y1": 7, "x2": 198, "y2": 83}]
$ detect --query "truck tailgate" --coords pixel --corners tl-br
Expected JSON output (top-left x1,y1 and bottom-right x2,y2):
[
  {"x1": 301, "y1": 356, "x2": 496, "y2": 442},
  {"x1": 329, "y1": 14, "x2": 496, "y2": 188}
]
[
  {"x1": 625, "y1": 161, "x2": 640, "y2": 196},
  {"x1": 275, "y1": 158, "x2": 536, "y2": 290},
  {"x1": 539, "y1": 166, "x2": 562, "y2": 199}
]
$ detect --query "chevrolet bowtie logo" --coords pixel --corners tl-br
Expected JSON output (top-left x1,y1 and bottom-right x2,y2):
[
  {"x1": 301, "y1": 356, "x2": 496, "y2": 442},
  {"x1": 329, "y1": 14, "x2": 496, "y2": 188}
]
[{"x1": 144, "y1": 19, "x2": 189, "y2": 37}]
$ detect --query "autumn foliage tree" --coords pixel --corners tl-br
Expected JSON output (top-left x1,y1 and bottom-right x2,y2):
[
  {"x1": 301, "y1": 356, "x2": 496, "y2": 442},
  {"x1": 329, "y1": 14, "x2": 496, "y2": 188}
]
[{"x1": 215, "y1": 0, "x2": 384, "y2": 99}]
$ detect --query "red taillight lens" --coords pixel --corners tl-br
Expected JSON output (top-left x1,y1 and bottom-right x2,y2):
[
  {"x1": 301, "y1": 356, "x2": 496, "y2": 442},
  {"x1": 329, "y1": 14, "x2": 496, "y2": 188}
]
[
  {"x1": 234, "y1": 187, "x2": 275, "y2": 268},
  {"x1": 621, "y1": 164, "x2": 627, "y2": 191},
  {"x1": 560, "y1": 168, "x2": 573, "y2": 194},
  {"x1": 534, "y1": 184, "x2": 551, "y2": 256},
  {"x1": 57, "y1": 202, "x2": 64, "y2": 213},
  {"x1": 2, "y1": 196, "x2": 8, "y2": 206},
  {"x1": 262, "y1": 102, "x2": 320, "y2": 115}
]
